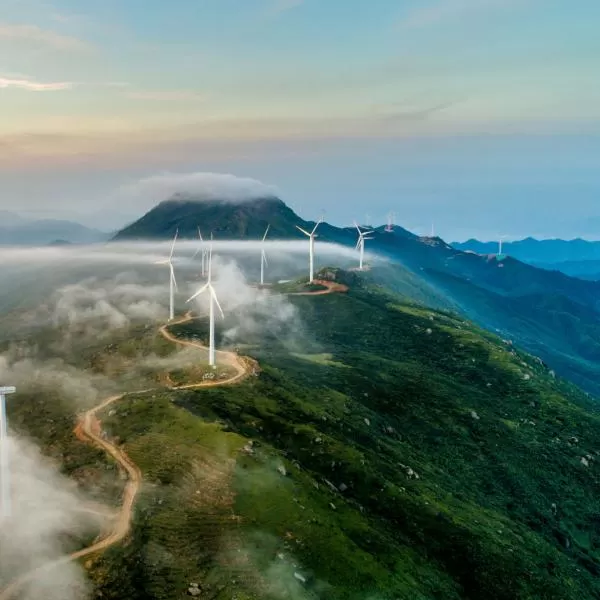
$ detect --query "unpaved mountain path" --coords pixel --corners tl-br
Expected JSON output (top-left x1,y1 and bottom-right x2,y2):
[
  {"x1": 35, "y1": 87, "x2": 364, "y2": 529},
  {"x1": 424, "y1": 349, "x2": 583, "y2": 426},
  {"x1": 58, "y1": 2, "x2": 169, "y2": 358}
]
[
  {"x1": 287, "y1": 279, "x2": 349, "y2": 296},
  {"x1": 0, "y1": 280, "x2": 346, "y2": 599}
]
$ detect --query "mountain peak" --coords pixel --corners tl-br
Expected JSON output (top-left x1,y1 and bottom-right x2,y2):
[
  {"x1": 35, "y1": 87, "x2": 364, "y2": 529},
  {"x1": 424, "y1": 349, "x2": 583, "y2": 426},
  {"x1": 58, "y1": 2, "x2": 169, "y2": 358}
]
[{"x1": 113, "y1": 194, "x2": 307, "y2": 240}]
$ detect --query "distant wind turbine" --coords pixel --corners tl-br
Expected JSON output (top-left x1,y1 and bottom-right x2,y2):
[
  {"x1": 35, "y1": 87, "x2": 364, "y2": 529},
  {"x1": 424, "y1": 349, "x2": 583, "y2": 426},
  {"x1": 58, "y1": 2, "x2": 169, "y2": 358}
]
[
  {"x1": 498, "y1": 235, "x2": 508, "y2": 257},
  {"x1": 385, "y1": 212, "x2": 395, "y2": 233},
  {"x1": 155, "y1": 230, "x2": 178, "y2": 321},
  {"x1": 296, "y1": 217, "x2": 323, "y2": 283},
  {"x1": 260, "y1": 224, "x2": 270, "y2": 286},
  {"x1": 354, "y1": 221, "x2": 374, "y2": 270},
  {"x1": 192, "y1": 227, "x2": 208, "y2": 278},
  {"x1": 186, "y1": 244, "x2": 224, "y2": 367},
  {"x1": 0, "y1": 385, "x2": 15, "y2": 518}
]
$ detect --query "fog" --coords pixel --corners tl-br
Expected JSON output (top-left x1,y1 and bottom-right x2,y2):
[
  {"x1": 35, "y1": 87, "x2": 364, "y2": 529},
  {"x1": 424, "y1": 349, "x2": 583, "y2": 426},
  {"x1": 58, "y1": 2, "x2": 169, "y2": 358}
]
[
  {"x1": 112, "y1": 172, "x2": 279, "y2": 215},
  {"x1": 0, "y1": 239, "x2": 370, "y2": 598}
]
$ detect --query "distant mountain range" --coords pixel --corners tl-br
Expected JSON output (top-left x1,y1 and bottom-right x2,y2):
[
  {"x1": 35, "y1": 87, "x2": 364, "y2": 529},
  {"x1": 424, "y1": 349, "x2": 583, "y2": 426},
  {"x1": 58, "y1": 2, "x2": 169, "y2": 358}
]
[
  {"x1": 453, "y1": 237, "x2": 600, "y2": 279},
  {"x1": 0, "y1": 211, "x2": 109, "y2": 246},
  {"x1": 115, "y1": 194, "x2": 600, "y2": 397}
]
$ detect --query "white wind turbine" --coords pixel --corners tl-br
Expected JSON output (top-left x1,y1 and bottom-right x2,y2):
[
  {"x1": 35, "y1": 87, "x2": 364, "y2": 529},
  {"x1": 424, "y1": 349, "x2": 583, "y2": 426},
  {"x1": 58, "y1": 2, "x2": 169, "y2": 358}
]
[
  {"x1": 498, "y1": 235, "x2": 508, "y2": 256},
  {"x1": 354, "y1": 221, "x2": 374, "y2": 270},
  {"x1": 0, "y1": 385, "x2": 15, "y2": 518},
  {"x1": 296, "y1": 217, "x2": 323, "y2": 283},
  {"x1": 186, "y1": 243, "x2": 224, "y2": 367},
  {"x1": 155, "y1": 229, "x2": 178, "y2": 321},
  {"x1": 260, "y1": 224, "x2": 270, "y2": 286},
  {"x1": 192, "y1": 227, "x2": 208, "y2": 278}
]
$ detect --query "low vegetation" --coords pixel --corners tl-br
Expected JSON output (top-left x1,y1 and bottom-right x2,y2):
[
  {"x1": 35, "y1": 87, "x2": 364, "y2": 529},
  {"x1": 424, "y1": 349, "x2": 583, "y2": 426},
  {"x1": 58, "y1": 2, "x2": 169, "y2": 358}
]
[{"x1": 8, "y1": 269, "x2": 600, "y2": 599}]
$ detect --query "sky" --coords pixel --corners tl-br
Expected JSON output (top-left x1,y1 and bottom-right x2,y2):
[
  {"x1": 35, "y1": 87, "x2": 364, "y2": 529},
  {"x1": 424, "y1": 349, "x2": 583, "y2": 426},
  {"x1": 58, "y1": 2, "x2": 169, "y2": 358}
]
[{"x1": 1, "y1": 0, "x2": 600, "y2": 240}]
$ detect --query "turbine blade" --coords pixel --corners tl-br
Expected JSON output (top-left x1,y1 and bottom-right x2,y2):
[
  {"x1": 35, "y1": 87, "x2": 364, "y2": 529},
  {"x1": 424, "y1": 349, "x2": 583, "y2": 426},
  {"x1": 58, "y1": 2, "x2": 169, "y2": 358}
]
[
  {"x1": 354, "y1": 220, "x2": 362, "y2": 235},
  {"x1": 169, "y1": 229, "x2": 179, "y2": 260},
  {"x1": 170, "y1": 263, "x2": 178, "y2": 291},
  {"x1": 186, "y1": 283, "x2": 209, "y2": 303},
  {"x1": 210, "y1": 287, "x2": 225, "y2": 319},
  {"x1": 198, "y1": 226, "x2": 203, "y2": 242},
  {"x1": 262, "y1": 224, "x2": 270, "y2": 242},
  {"x1": 311, "y1": 219, "x2": 322, "y2": 235},
  {"x1": 296, "y1": 225, "x2": 311, "y2": 237}
]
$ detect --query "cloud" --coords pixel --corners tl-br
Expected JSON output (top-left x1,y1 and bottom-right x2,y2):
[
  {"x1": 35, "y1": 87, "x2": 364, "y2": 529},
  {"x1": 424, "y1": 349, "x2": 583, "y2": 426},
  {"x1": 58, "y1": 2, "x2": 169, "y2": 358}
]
[
  {"x1": 115, "y1": 172, "x2": 279, "y2": 208},
  {"x1": 44, "y1": 273, "x2": 167, "y2": 339},
  {"x1": 0, "y1": 76, "x2": 72, "y2": 91},
  {"x1": 124, "y1": 90, "x2": 206, "y2": 102},
  {"x1": 0, "y1": 22, "x2": 88, "y2": 50},
  {"x1": 0, "y1": 437, "x2": 96, "y2": 600},
  {"x1": 267, "y1": 0, "x2": 304, "y2": 15},
  {"x1": 397, "y1": 0, "x2": 520, "y2": 28}
]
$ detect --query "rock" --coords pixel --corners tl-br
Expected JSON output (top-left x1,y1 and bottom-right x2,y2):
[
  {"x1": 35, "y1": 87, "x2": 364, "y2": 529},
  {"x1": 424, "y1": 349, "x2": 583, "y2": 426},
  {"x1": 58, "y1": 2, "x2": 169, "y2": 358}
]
[
  {"x1": 425, "y1": 328, "x2": 433, "y2": 335},
  {"x1": 523, "y1": 373, "x2": 531, "y2": 381},
  {"x1": 581, "y1": 457, "x2": 590, "y2": 467},
  {"x1": 277, "y1": 465, "x2": 287, "y2": 476},
  {"x1": 108, "y1": 409, "x2": 116, "y2": 417},
  {"x1": 549, "y1": 370, "x2": 556, "y2": 379},
  {"x1": 364, "y1": 418, "x2": 370, "y2": 426},
  {"x1": 470, "y1": 410, "x2": 480, "y2": 420},
  {"x1": 188, "y1": 586, "x2": 201, "y2": 597},
  {"x1": 339, "y1": 483, "x2": 348, "y2": 492},
  {"x1": 329, "y1": 502, "x2": 336, "y2": 510},
  {"x1": 294, "y1": 572, "x2": 307, "y2": 584}
]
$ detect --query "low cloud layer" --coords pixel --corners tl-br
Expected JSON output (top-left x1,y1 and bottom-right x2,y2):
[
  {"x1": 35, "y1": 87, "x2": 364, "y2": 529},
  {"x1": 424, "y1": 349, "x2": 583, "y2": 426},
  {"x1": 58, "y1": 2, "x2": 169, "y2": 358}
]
[
  {"x1": 0, "y1": 437, "x2": 100, "y2": 600},
  {"x1": 114, "y1": 172, "x2": 279, "y2": 213}
]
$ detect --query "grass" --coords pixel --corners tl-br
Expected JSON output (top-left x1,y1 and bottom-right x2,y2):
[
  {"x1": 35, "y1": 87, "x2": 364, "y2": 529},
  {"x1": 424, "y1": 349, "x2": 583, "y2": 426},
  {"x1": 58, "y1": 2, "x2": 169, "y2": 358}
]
[{"x1": 9, "y1": 270, "x2": 600, "y2": 598}]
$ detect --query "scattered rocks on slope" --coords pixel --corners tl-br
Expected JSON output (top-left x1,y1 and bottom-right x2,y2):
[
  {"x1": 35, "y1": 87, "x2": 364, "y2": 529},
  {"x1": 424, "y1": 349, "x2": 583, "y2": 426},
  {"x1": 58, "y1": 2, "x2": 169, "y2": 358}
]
[
  {"x1": 277, "y1": 464, "x2": 287, "y2": 476},
  {"x1": 470, "y1": 410, "x2": 480, "y2": 420}
]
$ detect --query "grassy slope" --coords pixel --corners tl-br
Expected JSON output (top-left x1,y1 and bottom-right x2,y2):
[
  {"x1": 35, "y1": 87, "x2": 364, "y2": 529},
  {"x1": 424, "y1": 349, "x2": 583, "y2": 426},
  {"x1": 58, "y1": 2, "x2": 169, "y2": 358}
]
[{"x1": 80, "y1": 276, "x2": 600, "y2": 599}]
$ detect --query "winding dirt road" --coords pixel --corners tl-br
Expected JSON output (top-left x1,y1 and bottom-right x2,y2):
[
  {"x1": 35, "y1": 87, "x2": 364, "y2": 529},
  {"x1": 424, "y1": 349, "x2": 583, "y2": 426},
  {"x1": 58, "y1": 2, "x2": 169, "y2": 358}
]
[
  {"x1": 0, "y1": 280, "x2": 345, "y2": 599},
  {"x1": 287, "y1": 279, "x2": 349, "y2": 296}
]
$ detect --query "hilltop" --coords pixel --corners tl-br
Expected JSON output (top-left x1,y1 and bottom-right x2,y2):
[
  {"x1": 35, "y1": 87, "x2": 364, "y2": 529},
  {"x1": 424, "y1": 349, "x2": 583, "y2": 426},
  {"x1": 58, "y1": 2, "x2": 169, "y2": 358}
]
[
  {"x1": 111, "y1": 195, "x2": 600, "y2": 398},
  {"x1": 8, "y1": 268, "x2": 600, "y2": 599},
  {"x1": 113, "y1": 195, "x2": 310, "y2": 240}
]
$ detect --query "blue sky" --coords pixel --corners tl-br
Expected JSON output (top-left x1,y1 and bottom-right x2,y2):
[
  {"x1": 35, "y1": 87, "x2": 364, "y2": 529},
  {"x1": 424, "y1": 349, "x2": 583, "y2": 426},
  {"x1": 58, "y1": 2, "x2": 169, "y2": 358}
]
[{"x1": 1, "y1": 0, "x2": 600, "y2": 239}]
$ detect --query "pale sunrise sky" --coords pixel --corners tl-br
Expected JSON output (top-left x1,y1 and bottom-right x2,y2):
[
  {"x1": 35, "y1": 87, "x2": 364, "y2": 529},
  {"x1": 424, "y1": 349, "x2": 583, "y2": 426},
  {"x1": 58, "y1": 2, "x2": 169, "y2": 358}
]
[{"x1": 1, "y1": 0, "x2": 600, "y2": 239}]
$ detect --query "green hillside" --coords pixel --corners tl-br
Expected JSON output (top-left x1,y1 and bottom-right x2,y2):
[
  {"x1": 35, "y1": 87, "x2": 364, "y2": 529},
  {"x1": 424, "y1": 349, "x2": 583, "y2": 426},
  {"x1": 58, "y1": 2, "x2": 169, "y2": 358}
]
[{"x1": 8, "y1": 269, "x2": 600, "y2": 599}]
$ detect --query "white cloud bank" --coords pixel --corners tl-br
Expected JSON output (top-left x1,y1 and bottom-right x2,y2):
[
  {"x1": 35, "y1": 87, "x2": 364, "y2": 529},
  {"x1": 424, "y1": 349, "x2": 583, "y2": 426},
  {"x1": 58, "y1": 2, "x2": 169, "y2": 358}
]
[{"x1": 115, "y1": 172, "x2": 279, "y2": 213}]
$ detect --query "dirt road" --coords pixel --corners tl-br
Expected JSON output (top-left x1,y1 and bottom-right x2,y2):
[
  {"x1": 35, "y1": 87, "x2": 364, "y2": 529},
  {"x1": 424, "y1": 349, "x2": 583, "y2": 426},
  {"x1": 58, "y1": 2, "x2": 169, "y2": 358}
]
[
  {"x1": 0, "y1": 281, "x2": 346, "y2": 599},
  {"x1": 287, "y1": 279, "x2": 349, "y2": 296},
  {"x1": 0, "y1": 316, "x2": 250, "y2": 600}
]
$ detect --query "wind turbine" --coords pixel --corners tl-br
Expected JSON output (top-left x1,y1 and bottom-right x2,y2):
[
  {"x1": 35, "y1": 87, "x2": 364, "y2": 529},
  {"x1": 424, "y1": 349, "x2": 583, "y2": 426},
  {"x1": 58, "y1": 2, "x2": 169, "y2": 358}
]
[
  {"x1": 0, "y1": 385, "x2": 16, "y2": 518},
  {"x1": 296, "y1": 217, "x2": 323, "y2": 283},
  {"x1": 498, "y1": 235, "x2": 508, "y2": 257},
  {"x1": 260, "y1": 224, "x2": 270, "y2": 286},
  {"x1": 155, "y1": 229, "x2": 178, "y2": 321},
  {"x1": 354, "y1": 221, "x2": 374, "y2": 270},
  {"x1": 192, "y1": 227, "x2": 208, "y2": 278},
  {"x1": 385, "y1": 212, "x2": 395, "y2": 233},
  {"x1": 186, "y1": 245, "x2": 224, "y2": 367}
]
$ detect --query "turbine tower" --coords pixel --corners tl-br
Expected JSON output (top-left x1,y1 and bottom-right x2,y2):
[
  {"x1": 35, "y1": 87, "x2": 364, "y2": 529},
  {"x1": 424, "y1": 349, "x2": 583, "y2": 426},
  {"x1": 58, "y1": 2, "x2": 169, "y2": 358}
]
[
  {"x1": 186, "y1": 245, "x2": 224, "y2": 367},
  {"x1": 0, "y1": 385, "x2": 16, "y2": 518},
  {"x1": 354, "y1": 221, "x2": 374, "y2": 270},
  {"x1": 155, "y1": 230, "x2": 179, "y2": 321},
  {"x1": 260, "y1": 224, "x2": 270, "y2": 286},
  {"x1": 296, "y1": 217, "x2": 323, "y2": 283},
  {"x1": 385, "y1": 212, "x2": 395, "y2": 233},
  {"x1": 498, "y1": 235, "x2": 508, "y2": 257},
  {"x1": 192, "y1": 227, "x2": 208, "y2": 278}
]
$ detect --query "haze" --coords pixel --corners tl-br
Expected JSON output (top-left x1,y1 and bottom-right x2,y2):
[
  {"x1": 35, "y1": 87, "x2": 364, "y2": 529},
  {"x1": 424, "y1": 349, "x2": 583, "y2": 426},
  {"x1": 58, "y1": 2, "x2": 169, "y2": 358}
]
[{"x1": 1, "y1": 0, "x2": 600, "y2": 239}]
